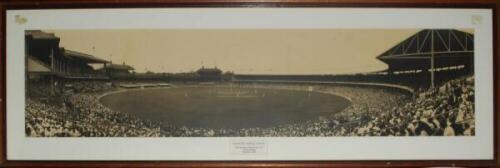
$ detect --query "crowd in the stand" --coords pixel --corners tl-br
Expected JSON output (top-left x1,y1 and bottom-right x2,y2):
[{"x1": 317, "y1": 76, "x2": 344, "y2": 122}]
[
  {"x1": 67, "y1": 81, "x2": 114, "y2": 93},
  {"x1": 25, "y1": 83, "x2": 161, "y2": 137},
  {"x1": 25, "y1": 77, "x2": 475, "y2": 137},
  {"x1": 329, "y1": 76, "x2": 475, "y2": 136}
]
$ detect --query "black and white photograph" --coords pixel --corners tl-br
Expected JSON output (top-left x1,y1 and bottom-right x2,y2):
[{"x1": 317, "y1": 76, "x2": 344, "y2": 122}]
[
  {"x1": 25, "y1": 28, "x2": 476, "y2": 137},
  {"x1": 5, "y1": 7, "x2": 495, "y2": 162}
]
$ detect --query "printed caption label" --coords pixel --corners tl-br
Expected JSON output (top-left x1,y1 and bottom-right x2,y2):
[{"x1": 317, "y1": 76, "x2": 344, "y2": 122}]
[{"x1": 230, "y1": 140, "x2": 268, "y2": 155}]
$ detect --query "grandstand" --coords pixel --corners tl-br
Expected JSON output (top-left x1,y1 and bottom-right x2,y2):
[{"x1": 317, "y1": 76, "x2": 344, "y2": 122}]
[
  {"x1": 234, "y1": 29, "x2": 474, "y2": 90},
  {"x1": 197, "y1": 67, "x2": 223, "y2": 82},
  {"x1": 377, "y1": 29, "x2": 474, "y2": 88},
  {"x1": 99, "y1": 63, "x2": 135, "y2": 78},
  {"x1": 26, "y1": 30, "x2": 111, "y2": 95}
]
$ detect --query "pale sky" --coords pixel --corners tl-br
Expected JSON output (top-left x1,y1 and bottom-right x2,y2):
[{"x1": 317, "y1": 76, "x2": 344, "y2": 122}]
[{"x1": 46, "y1": 29, "x2": 472, "y2": 75}]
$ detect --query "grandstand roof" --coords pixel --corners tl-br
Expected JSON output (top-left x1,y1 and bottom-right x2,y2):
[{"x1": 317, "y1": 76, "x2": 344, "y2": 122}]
[
  {"x1": 25, "y1": 30, "x2": 59, "y2": 40},
  {"x1": 105, "y1": 63, "x2": 135, "y2": 71},
  {"x1": 197, "y1": 67, "x2": 222, "y2": 74},
  {"x1": 62, "y1": 48, "x2": 110, "y2": 63},
  {"x1": 377, "y1": 29, "x2": 474, "y2": 61}
]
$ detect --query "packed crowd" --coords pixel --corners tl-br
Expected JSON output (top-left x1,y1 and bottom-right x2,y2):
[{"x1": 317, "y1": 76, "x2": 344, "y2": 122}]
[
  {"x1": 26, "y1": 81, "x2": 161, "y2": 137},
  {"x1": 26, "y1": 77, "x2": 475, "y2": 137},
  {"x1": 67, "y1": 81, "x2": 114, "y2": 93},
  {"x1": 27, "y1": 81, "x2": 52, "y2": 97}
]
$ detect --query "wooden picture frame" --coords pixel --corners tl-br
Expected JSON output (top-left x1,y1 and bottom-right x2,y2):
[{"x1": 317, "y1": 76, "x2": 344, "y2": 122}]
[{"x1": 0, "y1": 0, "x2": 499, "y2": 167}]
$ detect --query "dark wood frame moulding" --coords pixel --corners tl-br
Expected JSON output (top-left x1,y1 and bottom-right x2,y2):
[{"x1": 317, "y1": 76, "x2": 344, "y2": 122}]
[{"x1": 0, "y1": 0, "x2": 498, "y2": 167}]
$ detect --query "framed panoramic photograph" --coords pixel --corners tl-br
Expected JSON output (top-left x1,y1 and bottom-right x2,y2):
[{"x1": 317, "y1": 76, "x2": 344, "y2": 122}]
[{"x1": 0, "y1": 0, "x2": 499, "y2": 167}]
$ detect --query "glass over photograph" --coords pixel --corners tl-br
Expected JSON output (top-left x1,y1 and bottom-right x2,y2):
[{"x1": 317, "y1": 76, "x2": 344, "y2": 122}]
[{"x1": 24, "y1": 29, "x2": 475, "y2": 137}]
